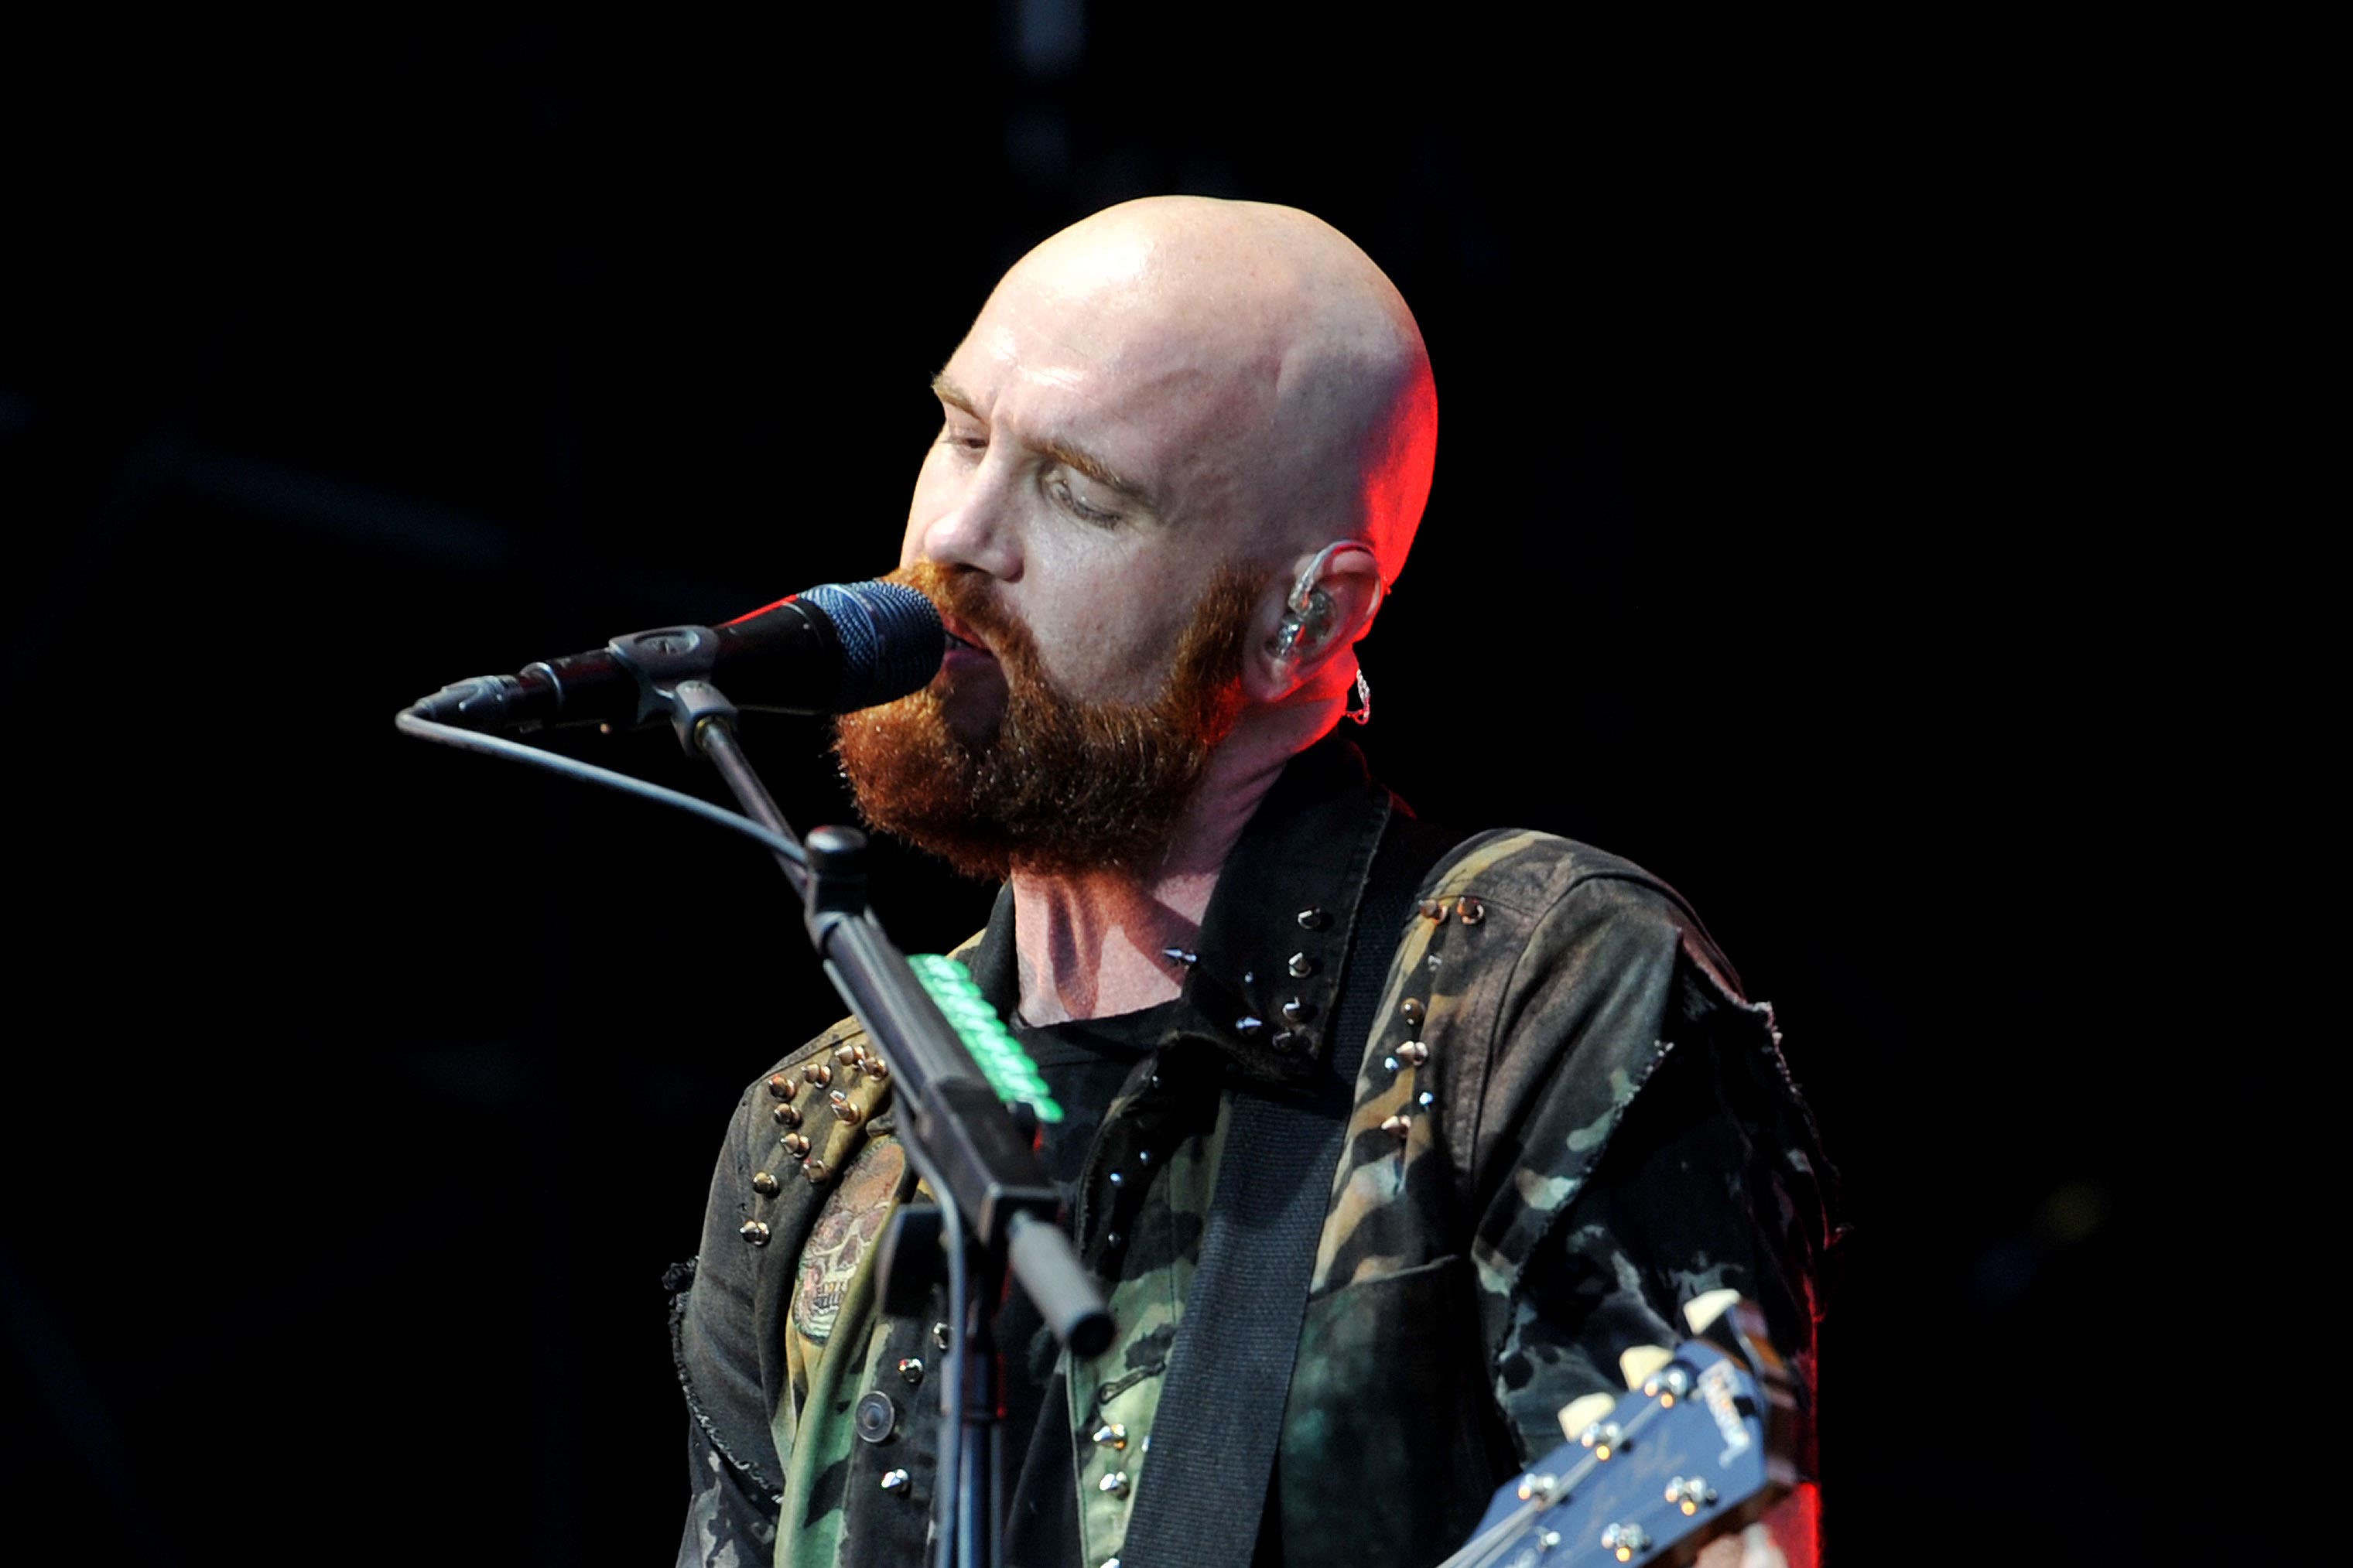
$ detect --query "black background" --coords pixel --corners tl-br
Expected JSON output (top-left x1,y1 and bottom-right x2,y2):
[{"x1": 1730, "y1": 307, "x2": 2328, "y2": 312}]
[{"x1": 2, "y1": 11, "x2": 2234, "y2": 1565}]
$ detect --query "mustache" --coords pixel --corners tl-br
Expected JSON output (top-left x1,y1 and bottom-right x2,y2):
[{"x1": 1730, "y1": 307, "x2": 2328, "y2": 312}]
[
  {"x1": 836, "y1": 555, "x2": 1266, "y2": 880},
  {"x1": 889, "y1": 558, "x2": 1041, "y2": 667}
]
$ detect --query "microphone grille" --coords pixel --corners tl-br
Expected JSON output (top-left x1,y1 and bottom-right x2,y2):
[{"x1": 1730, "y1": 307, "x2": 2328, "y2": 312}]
[{"x1": 799, "y1": 580, "x2": 946, "y2": 711}]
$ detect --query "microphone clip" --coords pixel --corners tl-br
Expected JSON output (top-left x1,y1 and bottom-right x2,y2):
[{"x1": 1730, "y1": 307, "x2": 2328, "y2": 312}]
[{"x1": 602, "y1": 625, "x2": 739, "y2": 753}]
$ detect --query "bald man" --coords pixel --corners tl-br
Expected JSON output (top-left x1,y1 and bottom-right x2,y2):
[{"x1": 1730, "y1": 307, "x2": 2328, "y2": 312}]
[{"x1": 672, "y1": 199, "x2": 1835, "y2": 1568}]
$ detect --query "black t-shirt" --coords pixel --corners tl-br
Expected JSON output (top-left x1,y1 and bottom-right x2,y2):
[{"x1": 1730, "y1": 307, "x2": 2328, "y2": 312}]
[{"x1": 994, "y1": 999, "x2": 1180, "y2": 1566}]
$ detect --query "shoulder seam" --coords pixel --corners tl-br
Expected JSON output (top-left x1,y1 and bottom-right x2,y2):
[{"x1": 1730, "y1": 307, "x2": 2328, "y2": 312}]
[
  {"x1": 1420, "y1": 831, "x2": 1736, "y2": 988},
  {"x1": 1421, "y1": 831, "x2": 1697, "y2": 920}
]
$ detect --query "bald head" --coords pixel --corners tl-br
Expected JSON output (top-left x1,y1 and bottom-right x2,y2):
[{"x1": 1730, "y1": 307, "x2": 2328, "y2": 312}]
[{"x1": 974, "y1": 196, "x2": 1436, "y2": 586}]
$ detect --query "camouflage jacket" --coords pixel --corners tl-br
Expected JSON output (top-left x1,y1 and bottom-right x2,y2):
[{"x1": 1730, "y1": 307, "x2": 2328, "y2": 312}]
[{"x1": 673, "y1": 739, "x2": 1836, "y2": 1568}]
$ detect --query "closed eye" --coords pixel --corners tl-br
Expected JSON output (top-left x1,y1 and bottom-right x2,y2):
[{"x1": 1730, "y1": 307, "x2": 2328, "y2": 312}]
[{"x1": 1047, "y1": 469, "x2": 1122, "y2": 527}]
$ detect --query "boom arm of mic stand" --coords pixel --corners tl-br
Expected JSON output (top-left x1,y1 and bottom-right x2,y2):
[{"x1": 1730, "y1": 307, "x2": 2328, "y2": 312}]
[
  {"x1": 808, "y1": 902, "x2": 1110, "y2": 1349},
  {"x1": 685, "y1": 700, "x2": 1110, "y2": 1568},
  {"x1": 402, "y1": 658, "x2": 1109, "y2": 1568},
  {"x1": 687, "y1": 705, "x2": 1112, "y2": 1348}
]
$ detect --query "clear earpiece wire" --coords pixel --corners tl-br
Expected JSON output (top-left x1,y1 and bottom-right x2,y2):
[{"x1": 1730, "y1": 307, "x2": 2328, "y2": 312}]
[
  {"x1": 1273, "y1": 542, "x2": 1383, "y2": 726},
  {"x1": 1274, "y1": 541, "x2": 1384, "y2": 663}
]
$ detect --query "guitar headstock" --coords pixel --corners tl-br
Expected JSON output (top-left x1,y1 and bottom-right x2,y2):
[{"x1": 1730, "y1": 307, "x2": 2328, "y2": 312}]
[{"x1": 1447, "y1": 1296, "x2": 1799, "y2": 1568}]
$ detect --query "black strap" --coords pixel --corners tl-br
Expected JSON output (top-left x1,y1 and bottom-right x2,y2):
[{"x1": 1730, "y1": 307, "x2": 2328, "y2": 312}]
[{"x1": 1120, "y1": 808, "x2": 1469, "y2": 1568}]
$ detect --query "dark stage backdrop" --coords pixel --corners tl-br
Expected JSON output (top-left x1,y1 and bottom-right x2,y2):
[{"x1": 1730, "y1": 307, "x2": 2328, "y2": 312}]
[{"x1": 3, "y1": 12, "x2": 2212, "y2": 1566}]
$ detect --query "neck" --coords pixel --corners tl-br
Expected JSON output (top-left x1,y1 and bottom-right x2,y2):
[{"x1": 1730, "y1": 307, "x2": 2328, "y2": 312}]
[{"x1": 1007, "y1": 697, "x2": 1342, "y2": 1027}]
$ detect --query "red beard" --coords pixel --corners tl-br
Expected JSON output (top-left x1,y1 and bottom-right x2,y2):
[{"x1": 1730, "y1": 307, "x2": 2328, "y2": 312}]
[{"x1": 833, "y1": 558, "x2": 1264, "y2": 880}]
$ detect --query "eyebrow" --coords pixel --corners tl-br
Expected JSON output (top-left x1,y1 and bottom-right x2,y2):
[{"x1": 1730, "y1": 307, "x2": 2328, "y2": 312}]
[{"x1": 931, "y1": 373, "x2": 1152, "y2": 507}]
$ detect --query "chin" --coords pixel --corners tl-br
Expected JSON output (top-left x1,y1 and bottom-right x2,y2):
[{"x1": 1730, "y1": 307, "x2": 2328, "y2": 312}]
[{"x1": 935, "y1": 673, "x2": 1009, "y2": 750}]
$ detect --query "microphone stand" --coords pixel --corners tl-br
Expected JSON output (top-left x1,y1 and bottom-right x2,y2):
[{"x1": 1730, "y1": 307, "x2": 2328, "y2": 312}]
[{"x1": 616, "y1": 637, "x2": 1109, "y2": 1568}]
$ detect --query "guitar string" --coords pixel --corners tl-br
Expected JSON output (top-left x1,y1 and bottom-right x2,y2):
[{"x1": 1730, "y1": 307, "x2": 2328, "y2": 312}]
[
  {"x1": 1445, "y1": 1396, "x2": 1670, "y2": 1568},
  {"x1": 1435, "y1": 1394, "x2": 1677, "y2": 1568}
]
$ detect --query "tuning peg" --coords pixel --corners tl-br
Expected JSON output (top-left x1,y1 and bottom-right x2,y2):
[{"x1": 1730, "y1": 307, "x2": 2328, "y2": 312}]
[
  {"x1": 1600, "y1": 1522, "x2": 1652, "y2": 1562},
  {"x1": 1642, "y1": 1363, "x2": 1695, "y2": 1406},
  {"x1": 1554, "y1": 1392, "x2": 1616, "y2": 1444},
  {"x1": 1681, "y1": 1291, "x2": 1792, "y2": 1391},
  {"x1": 1664, "y1": 1474, "x2": 1719, "y2": 1516},
  {"x1": 1682, "y1": 1288, "x2": 1742, "y2": 1336},
  {"x1": 1578, "y1": 1419, "x2": 1626, "y2": 1460},
  {"x1": 1619, "y1": 1344, "x2": 1673, "y2": 1391}
]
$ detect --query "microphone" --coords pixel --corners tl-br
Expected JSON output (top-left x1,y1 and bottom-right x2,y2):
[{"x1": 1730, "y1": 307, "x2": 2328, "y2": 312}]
[{"x1": 406, "y1": 579, "x2": 944, "y2": 734}]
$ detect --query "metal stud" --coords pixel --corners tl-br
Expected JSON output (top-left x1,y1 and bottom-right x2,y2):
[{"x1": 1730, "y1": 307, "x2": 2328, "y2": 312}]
[
  {"x1": 751, "y1": 1170, "x2": 781, "y2": 1196},
  {"x1": 1456, "y1": 896, "x2": 1485, "y2": 927},
  {"x1": 1107, "y1": 1170, "x2": 1123, "y2": 1186},
  {"x1": 1271, "y1": 1030, "x2": 1304, "y2": 1054},
  {"x1": 1297, "y1": 907, "x2": 1331, "y2": 931},
  {"x1": 865, "y1": 1057, "x2": 889, "y2": 1084},
  {"x1": 1383, "y1": 1055, "x2": 1401, "y2": 1074},
  {"x1": 804, "y1": 1062, "x2": 833, "y2": 1088},
  {"x1": 1418, "y1": 898, "x2": 1445, "y2": 921},
  {"x1": 1093, "y1": 1422, "x2": 1127, "y2": 1450},
  {"x1": 783, "y1": 1132, "x2": 812, "y2": 1160},
  {"x1": 1286, "y1": 951, "x2": 1317, "y2": 978},
  {"x1": 1380, "y1": 1113, "x2": 1413, "y2": 1138},
  {"x1": 879, "y1": 1468, "x2": 911, "y2": 1493},
  {"x1": 1235, "y1": 1014, "x2": 1264, "y2": 1035},
  {"x1": 898, "y1": 1358, "x2": 925, "y2": 1386},
  {"x1": 1418, "y1": 1090, "x2": 1436, "y2": 1109},
  {"x1": 1397, "y1": 1040, "x2": 1430, "y2": 1066},
  {"x1": 1281, "y1": 997, "x2": 1313, "y2": 1024},
  {"x1": 853, "y1": 1390, "x2": 898, "y2": 1443},
  {"x1": 1106, "y1": 1232, "x2": 1123, "y2": 1248},
  {"x1": 805, "y1": 1159, "x2": 832, "y2": 1182},
  {"x1": 1401, "y1": 997, "x2": 1426, "y2": 1027},
  {"x1": 767, "y1": 1072, "x2": 797, "y2": 1101},
  {"x1": 835, "y1": 1044, "x2": 861, "y2": 1067},
  {"x1": 1161, "y1": 947, "x2": 1198, "y2": 968},
  {"x1": 932, "y1": 1321, "x2": 952, "y2": 1351},
  {"x1": 829, "y1": 1090, "x2": 862, "y2": 1126},
  {"x1": 1136, "y1": 1148, "x2": 1153, "y2": 1165},
  {"x1": 1098, "y1": 1471, "x2": 1130, "y2": 1495},
  {"x1": 739, "y1": 1220, "x2": 771, "y2": 1246},
  {"x1": 772, "y1": 1102, "x2": 802, "y2": 1128}
]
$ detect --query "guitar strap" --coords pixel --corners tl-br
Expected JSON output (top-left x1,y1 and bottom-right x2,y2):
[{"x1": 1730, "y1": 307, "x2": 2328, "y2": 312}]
[{"x1": 1120, "y1": 806, "x2": 1470, "y2": 1568}]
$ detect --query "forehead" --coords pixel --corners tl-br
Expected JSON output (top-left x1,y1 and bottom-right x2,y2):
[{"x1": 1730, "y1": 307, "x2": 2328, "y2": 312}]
[{"x1": 943, "y1": 258, "x2": 1288, "y2": 524}]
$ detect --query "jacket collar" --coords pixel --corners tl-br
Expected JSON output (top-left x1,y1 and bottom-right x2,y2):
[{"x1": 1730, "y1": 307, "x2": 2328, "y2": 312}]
[{"x1": 960, "y1": 736, "x2": 1396, "y2": 1090}]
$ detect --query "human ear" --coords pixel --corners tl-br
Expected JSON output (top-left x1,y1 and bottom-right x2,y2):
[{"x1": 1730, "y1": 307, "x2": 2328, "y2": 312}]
[{"x1": 1248, "y1": 542, "x2": 1385, "y2": 702}]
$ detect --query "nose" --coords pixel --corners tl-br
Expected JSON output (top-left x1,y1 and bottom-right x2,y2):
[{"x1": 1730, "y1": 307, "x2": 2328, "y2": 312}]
[{"x1": 906, "y1": 449, "x2": 1024, "y2": 582}]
